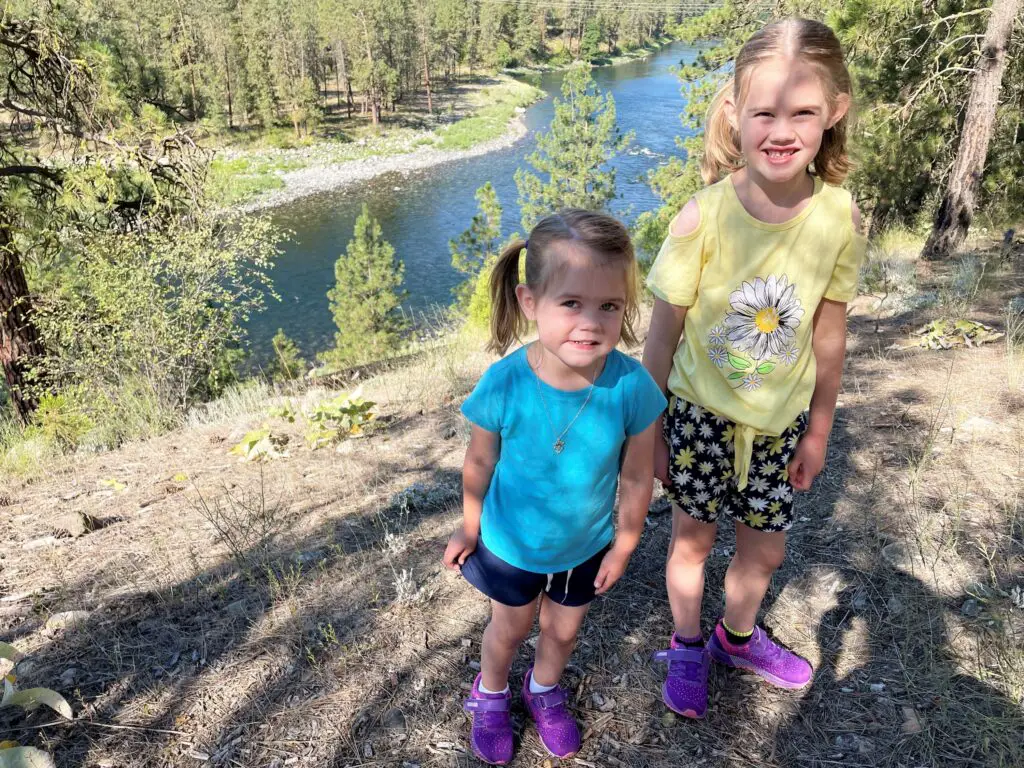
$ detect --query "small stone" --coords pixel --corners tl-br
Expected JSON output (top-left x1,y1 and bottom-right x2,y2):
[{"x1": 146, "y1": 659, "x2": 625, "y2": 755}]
[
  {"x1": 661, "y1": 712, "x2": 676, "y2": 727},
  {"x1": 901, "y1": 706, "x2": 923, "y2": 734},
  {"x1": 53, "y1": 511, "x2": 91, "y2": 538},
  {"x1": 24, "y1": 535, "x2": 60, "y2": 550},
  {"x1": 460, "y1": 638, "x2": 472, "y2": 648},
  {"x1": 869, "y1": 683, "x2": 885, "y2": 693},
  {"x1": 59, "y1": 668, "x2": 78, "y2": 687},
  {"x1": 840, "y1": 687, "x2": 854, "y2": 693},
  {"x1": 591, "y1": 692, "x2": 605, "y2": 708},
  {"x1": 599, "y1": 696, "x2": 616, "y2": 712},
  {"x1": 961, "y1": 598, "x2": 981, "y2": 617},
  {"x1": 383, "y1": 708, "x2": 406, "y2": 733},
  {"x1": 189, "y1": 751, "x2": 210, "y2": 761},
  {"x1": 468, "y1": 660, "x2": 480, "y2": 671},
  {"x1": 853, "y1": 593, "x2": 869, "y2": 610},
  {"x1": 887, "y1": 596, "x2": 904, "y2": 615},
  {"x1": 362, "y1": 743, "x2": 373, "y2": 758},
  {"x1": 46, "y1": 611, "x2": 91, "y2": 631}
]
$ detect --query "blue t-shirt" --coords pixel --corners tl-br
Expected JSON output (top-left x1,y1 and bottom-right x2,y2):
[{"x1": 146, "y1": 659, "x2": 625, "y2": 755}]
[{"x1": 460, "y1": 347, "x2": 667, "y2": 573}]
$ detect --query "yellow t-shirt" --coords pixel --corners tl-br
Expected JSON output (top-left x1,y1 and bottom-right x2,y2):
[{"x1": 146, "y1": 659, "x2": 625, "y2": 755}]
[{"x1": 646, "y1": 175, "x2": 866, "y2": 488}]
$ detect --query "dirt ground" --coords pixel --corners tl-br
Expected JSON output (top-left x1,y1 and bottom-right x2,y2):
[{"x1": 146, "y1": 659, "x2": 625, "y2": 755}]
[{"x1": 1, "y1": 245, "x2": 1022, "y2": 768}]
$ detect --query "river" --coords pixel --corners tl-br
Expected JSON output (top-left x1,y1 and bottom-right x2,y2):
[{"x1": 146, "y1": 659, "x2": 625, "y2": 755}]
[{"x1": 251, "y1": 41, "x2": 701, "y2": 359}]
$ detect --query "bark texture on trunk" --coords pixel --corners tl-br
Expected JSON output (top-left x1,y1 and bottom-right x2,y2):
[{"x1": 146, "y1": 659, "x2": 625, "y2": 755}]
[{"x1": 922, "y1": 0, "x2": 1020, "y2": 260}]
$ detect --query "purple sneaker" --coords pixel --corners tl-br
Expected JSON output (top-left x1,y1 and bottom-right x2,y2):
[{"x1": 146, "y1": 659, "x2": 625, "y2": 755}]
[
  {"x1": 463, "y1": 673, "x2": 514, "y2": 765},
  {"x1": 707, "y1": 622, "x2": 812, "y2": 689},
  {"x1": 521, "y1": 666, "x2": 580, "y2": 758},
  {"x1": 652, "y1": 634, "x2": 710, "y2": 718}
]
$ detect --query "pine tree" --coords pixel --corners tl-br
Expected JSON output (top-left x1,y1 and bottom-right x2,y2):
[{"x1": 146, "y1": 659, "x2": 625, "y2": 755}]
[
  {"x1": 515, "y1": 64, "x2": 631, "y2": 231},
  {"x1": 449, "y1": 182, "x2": 502, "y2": 312},
  {"x1": 325, "y1": 204, "x2": 407, "y2": 366}
]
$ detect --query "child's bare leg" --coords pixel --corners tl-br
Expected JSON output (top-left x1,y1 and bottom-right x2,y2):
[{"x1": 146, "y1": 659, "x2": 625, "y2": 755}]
[
  {"x1": 533, "y1": 598, "x2": 590, "y2": 686},
  {"x1": 481, "y1": 599, "x2": 538, "y2": 691},
  {"x1": 666, "y1": 505, "x2": 717, "y2": 638},
  {"x1": 723, "y1": 522, "x2": 786, "y2": 632}
]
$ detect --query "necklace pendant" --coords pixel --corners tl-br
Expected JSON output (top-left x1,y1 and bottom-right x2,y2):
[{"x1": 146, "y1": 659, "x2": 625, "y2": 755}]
[{"x1": 553, "y1": 439, "x2": 565, "y2": 454}]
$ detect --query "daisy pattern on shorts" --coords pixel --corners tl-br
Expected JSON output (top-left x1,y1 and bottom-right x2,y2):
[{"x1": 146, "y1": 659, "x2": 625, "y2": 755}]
[
  {"x1": 723, "y1": 275, "x2": 804, "y2": 362},
  {"x1": 748, "y1": 476, "x2": 770, "y2": 494}
]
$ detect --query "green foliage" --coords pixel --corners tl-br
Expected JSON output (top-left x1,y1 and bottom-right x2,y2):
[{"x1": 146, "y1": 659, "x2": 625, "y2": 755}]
[
  {"x1": 27, "y1": 393, "x2": 93, "y2": 452},
  {"x1": 515, "y1": 64, "x2": 631, "y2": 231},
  {"x1": 450, "y1": 183, "x2": 503, "y2": 312},
  {"x1": 304, "y1": 390, "x2": 376, "y2": 449},
  {"x1": 230, "y1": 426, "x2": 290, "y2": 461},
  {"x1": 0, "y1": 641, "x2": 72, "y2": 768},
  {"x1": 323, "y1": 204, "x2": 408, "y2": 367},
  {"x1": 267, "y1": 330, "x2": 305, "y2": 381},
  {"x1": 912, "y1": 319, "x2": 1004, "y2": 350},
  {"x1": 466, "y1": 256, "x2": 498, "y2": 330},
  {"x1": 31, "y1": 215, "x2": 283, "y2": 444}
]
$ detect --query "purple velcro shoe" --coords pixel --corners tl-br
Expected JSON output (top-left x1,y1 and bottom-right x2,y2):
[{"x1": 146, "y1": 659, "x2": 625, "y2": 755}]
[
  {"x1": 463, "y1": 673, "x2": 514, "y2": 765},
  {"x1": 707, "y1": 621, "x2": 812, "y2": 689},
  {"x1": 521, "y1": 666, "x2": 580, "y2": 758},
  {"x1": 652, "y1": 634, "x2": 710, "y2": 719}
]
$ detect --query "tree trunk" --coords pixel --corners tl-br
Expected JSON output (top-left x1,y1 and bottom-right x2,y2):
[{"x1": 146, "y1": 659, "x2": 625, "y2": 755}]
[
  {"x1": 0, "y1": 222, "x2": 45, "y2": 423},
  {"x1": 224, "y1": 47, "x2": 234, "y2": 129},
  {"x1": 424, "y1": 48, "x2": 433, "y2": 114},
  {"x1": 922, "y1": 0, "x2": 1021, "y2": 260}
]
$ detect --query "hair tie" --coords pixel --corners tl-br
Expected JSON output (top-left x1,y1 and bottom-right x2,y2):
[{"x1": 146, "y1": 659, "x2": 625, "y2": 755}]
[{"x1": 523, "y1": 239, "x2": 529, "y2": 252}]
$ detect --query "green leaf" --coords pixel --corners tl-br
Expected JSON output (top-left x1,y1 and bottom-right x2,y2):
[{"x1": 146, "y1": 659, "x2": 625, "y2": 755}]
[
  {"x1": 0, "y1": 643, "x2": 24, "y2": 664},
  {"x1": 727, "y1": 372, "x2": 744, "y2": 380},
  {"x1": 99, "y1": 478, "x2": 126, "y2": 492},
  {"x1": 0, "y1": 688, "x2": 73, "y2": 720},
  {"x1": 755, "y1": 362, "x2": 776, "y2": 375},
  {"x1": 728, "y1": 354, "x2": 751, "y2": 370},
  {"x1": 0, "y1": 746, "x2": 57, "y2": 768}
]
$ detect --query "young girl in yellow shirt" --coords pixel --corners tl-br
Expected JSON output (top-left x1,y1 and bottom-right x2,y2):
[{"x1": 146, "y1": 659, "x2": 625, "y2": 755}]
[{"x1": 642, "y1": 18, "x2": 867, "y2": 718}]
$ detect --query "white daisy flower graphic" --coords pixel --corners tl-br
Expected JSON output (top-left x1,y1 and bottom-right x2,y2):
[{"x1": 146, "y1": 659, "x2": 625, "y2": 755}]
[
  {"x1": 681, "y1": 423, "x2": 696, "y2": 438},
  {"x1": 708, "y1": 346, "x2": 728, "y2": 368},
  {"x1": 748, "y1": 497, "x2": 769, "y2": 512},
  {"x1": 707, "y1": 443, "x2": 724, "y2": 458},
  {"x1": 698, "y1": 461, "x2": 715, "y2": 475},
  {"x1": 724, "y1": 275, "x2": 804, "y2": 361},
  {"x1": 741, "y1": 373, "x2": 763, "y2": 391},
  {"x1": 780, "y1": 345, "x2": 800, "y2": 365},
  {"x1": 673, "y1": 470, "x2": 693, "y2": 486},
  {"x1": 708, "y1": 325, "x2": 727, "y2": 345},
  {"x1": 693, "y1": 477, "x2": 707, "y2": 492},
  {"x1": 694, "y1": 490, "x2": 711, "y2": 505},
  {"x1": 770, "y1": 484, "x2": 793, "y2": 501},
  {"x1": 749, "y1": 476, "x2": 770, "y2": 493},
  {"x1": 688, "y1": 404, "x2": 705, "y2": 421},
  {"x1": 699, "y1": 423, "x2": 714, "y2": 439}
]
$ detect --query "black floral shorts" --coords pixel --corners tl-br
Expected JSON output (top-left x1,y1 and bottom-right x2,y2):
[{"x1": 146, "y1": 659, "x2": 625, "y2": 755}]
[{"x1": 662, "y1": 397, "x2": 808, "y2": 532}]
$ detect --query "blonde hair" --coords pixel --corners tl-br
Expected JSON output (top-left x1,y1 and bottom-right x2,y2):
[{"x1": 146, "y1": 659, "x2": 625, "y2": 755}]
[
  {"x1": 701, "y1": 18, "x2": 853, "y2": 185},
  {"x1": 488, "y1": 209, "x2": 640, "y2": 355}
]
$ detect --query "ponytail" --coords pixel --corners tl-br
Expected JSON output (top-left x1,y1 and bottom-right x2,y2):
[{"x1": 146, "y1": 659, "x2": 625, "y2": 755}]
[
  {"x1": 487, "y1": 238, "x2": 528, "y2": 355},
  {"x1": 700, "y1": 78, "x2": 743, "y2": 185}
]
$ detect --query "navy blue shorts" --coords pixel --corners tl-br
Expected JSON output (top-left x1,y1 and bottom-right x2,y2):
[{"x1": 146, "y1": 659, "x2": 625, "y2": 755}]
[{"x1": 460, "y1": 536, "x2": 611, "y2": 607}]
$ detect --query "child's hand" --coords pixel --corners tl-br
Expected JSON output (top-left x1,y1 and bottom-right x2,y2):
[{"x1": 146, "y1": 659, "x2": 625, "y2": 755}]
[
  {"x1": 594, "y1": 545, "x2": 632, "y2": 595},
  {"x1": 443, "y1": 529, "x2": 477, "y2": 571},
  {"x1": 654, "y1": 433, "x2": 671, "y2": 485},
  {"x1": 788, "y1": 433, "x2": 827, "y2": 491}
]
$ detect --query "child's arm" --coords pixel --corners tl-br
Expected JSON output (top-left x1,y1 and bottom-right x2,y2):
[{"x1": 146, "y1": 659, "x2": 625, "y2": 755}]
[
  {"x1": 789, "y1": 201, "x2": 861, "y2": 492},
  {"x1": 641, "y1": 199, "x2": 697, "y2": 482},
  {"x1": 789, "y1": 297, "x2": 846, "y2": 491},
  {"x1": 443, "y1": 425, "x2": 499, "y2": 570},
  {"x1": 594, "y1": 420, "x2": 657, "y2": 594}
]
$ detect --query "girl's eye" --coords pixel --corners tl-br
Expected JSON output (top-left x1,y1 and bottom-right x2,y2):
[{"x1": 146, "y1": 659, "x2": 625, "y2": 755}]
[
  {"x1": 755, "y1": 111, "x2": 772, "y2": 118},
  {"x1": 601, "y1": 302, "x2": 621, "y2": 312},
  {"x1": 562, "y1": 300, "x2": 580, "y2": 309}
]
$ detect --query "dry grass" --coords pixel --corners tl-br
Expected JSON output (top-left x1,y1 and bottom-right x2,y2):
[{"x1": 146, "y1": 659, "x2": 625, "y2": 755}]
[{"x1": 0, "y1": 246, "x2": 1022, "y2": 767}]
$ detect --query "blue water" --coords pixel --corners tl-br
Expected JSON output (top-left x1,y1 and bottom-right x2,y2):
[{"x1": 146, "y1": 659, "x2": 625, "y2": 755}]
[{"x1": 252, "y1": 42, "x2": 700, "y2": 358}]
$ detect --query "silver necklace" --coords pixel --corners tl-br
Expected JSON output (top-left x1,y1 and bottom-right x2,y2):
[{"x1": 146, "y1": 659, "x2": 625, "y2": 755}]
[{"x1": 530, "y1": 345, "x2": 596, "y2": 454}]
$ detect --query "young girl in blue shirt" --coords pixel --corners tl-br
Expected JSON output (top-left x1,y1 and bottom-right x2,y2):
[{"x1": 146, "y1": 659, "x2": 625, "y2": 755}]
[{"x1": 442, "y1": 209, "x2": 665, "y2": 764}]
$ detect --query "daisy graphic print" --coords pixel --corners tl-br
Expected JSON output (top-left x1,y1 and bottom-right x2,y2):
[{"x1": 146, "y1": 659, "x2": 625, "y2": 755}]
[{"x1": 705, "y1": 275, "x2": 805, "y2": 391}]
